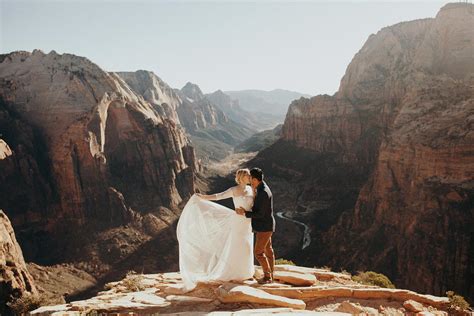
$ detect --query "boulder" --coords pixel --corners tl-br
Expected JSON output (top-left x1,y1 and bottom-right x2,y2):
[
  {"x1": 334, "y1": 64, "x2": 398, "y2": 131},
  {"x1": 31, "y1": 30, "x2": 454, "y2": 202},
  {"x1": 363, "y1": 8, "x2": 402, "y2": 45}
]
[
  {"x1": 216, "y1": 283, "x2": 306, "y2": 310},
  {"x1": 275, "y1": 264, "x2": 351, "y2": 281},
  {"x1": 273, "y1": 271, "x2": 317, "y2": 286},
  {"x1": 404, "y1": 299, "x2": 425, "y2": 312},
  {"x1": 335, "y1": 301, "x2": 365, "y2": 314}
]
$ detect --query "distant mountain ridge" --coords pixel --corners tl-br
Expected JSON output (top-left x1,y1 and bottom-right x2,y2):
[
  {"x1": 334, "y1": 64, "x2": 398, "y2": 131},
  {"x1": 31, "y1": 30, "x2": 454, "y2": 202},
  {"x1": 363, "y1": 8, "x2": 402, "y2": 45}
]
[
  {"x1": 206, "y1": 89, "x2": 282, "y2": 132},
  {"x1": 175, "y1": 82, "x2": 256, "y2": 161},
  {"x1": 225, "y1": 89, "x2": 311, "y2": 116},
  {"x1": 116, "y1": 74, "x2": 256, "y2": 162}
]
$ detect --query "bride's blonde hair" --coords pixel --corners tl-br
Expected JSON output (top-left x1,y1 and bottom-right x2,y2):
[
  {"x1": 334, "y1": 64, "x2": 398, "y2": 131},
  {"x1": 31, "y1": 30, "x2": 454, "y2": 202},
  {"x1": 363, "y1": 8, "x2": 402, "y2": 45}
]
[{"x1": 235, "y1": 168, "x2": 250, "y2": 185}]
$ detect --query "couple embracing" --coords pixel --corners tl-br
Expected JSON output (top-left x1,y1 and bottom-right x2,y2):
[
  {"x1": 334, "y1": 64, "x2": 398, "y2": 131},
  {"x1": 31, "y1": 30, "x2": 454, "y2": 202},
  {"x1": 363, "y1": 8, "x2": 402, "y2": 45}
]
[{"x1": 177, "y1": 167, "x2": 276, "y2": 291}]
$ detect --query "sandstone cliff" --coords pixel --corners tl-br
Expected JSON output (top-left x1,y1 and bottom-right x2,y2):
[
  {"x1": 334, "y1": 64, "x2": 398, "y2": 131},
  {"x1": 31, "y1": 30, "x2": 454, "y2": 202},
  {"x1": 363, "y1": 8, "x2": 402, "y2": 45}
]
[
  {"x1": 175, "y1": 82, "x2": 255, "y2": 161},
  {"x1": 177, "y1": 82, "x2": 228, "y2": 132},
  {"x1": 117, "y1": 74, "x2": 255, "y2": 162},
  {"x1": 0, "y1": 50, "x2": 197, "y2": 266},
  {"x1": 0, "y1": 210, "x2": 38, "y2": 315},
  {"x1": 115, "y1": 70, "x2": 182, "y2": 123},
  {"x1": 253, "y1": 2, "x2": 474, "y2": 303},
  {"x1": 206, "y1": 89, "x2": 270, "y2": 131}
]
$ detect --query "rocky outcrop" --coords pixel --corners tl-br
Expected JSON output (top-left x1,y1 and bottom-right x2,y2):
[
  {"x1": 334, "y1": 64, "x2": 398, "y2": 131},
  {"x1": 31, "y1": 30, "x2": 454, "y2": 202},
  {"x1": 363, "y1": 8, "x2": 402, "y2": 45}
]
[
  {"x1": 205, "y1": 90, "x2": 240, "y2": 114},
  {"x1": 0, "y1": 210, "x2": 38, "y2": 315},
  {"x1": 217, "y1": 283, "x2": 306, "y2": 310},
  {"x1": 252, "y1": 2, "x2": 474, "y2": 303},
  {"x1": 30, "y1": 264, "x2": 464, "y2": 315},
  {"x1": 322, "y1": 78, "x2": 474, "y2": 300},
  {"x1": 320, "y1": 3, "x2": 474, "y2": 302},
  {"x1": 116, "y1": 72, "x2": 226, "y2": 133},
  {"x1": 175, "y1": 83, "x2": 254, "y2": 161},
  {"x1": 177, "y1": 82, "x2": 228, "y2": 132},
  {"x1": 116, "y1": 75, "x2": 255, "y2": 161},
  {"x1": 0, "y1": 101, "x2": 56, "y2": 231},
  {"x1": 180, "y1": 82, "x2": 206, "y2": 103},
  {"x1": 273, "y1": 270, "x2": 317, "y2": 286},
  {"x1": 115, "y1": 70, "x2": 181, "y2": 123},
  {"x1": 206, "y1": 89, "x2": 275, "y2": 131},
  {"x1": 0, "y1": 50, "x2": 197, "y2": 264}
]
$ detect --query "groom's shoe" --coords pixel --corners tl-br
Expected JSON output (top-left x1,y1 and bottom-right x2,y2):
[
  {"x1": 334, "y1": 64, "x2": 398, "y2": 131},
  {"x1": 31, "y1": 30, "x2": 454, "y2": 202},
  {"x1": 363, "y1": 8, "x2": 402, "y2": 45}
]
[{"x1": 257, "y1": 275, "x2": 273, "y2": 284}]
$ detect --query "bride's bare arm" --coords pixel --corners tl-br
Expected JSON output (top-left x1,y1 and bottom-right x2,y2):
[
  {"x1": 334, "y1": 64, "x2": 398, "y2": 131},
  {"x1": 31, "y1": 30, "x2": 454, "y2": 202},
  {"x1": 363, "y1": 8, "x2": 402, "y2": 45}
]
[{"x1": 197, "y1": 187, "x2": 234, "y2": 201}]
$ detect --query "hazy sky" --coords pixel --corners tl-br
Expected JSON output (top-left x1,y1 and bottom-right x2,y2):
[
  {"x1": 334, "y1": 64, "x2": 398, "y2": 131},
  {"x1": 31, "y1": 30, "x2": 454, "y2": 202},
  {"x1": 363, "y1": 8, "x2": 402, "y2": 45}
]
[{"x1": 1, "y1": 0, "x2": 446, "y2": 95}]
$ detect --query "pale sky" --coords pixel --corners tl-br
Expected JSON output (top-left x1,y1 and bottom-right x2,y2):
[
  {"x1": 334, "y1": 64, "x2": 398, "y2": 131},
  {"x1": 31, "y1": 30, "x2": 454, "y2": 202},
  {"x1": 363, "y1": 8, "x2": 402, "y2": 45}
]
[{"x1": 1, "y1": 0, "x2": 446, "y2": 95}]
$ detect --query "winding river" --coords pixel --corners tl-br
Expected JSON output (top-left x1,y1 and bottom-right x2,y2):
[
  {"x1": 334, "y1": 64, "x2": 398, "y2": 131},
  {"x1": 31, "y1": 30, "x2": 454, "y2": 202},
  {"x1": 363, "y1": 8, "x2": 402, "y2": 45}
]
[{"x1": 276, "y1": 211, "x2": 311, "y2": 250}]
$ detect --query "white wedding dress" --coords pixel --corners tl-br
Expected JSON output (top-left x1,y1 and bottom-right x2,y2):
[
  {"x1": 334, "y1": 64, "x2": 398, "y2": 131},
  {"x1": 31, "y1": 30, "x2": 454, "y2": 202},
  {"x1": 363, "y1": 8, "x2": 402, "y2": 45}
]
[{"x1": 177, "y1": 186, "x2": 255, "y2": 291}]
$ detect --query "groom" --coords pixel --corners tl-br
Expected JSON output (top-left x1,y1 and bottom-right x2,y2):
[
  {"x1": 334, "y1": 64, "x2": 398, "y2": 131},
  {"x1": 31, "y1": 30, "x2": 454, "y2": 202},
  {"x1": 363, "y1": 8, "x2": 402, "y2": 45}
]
[{"x1": 236, "y1": 167, "x2": 276, "y2": 284}]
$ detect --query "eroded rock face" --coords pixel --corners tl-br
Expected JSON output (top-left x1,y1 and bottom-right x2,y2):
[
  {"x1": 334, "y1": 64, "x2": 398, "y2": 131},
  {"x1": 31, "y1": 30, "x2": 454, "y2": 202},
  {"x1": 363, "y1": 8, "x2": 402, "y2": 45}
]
[
  {"x1": 0, "y1": 103, "x2": 55, "y2": 231},
  {"x1": 0, "y1": 210, "x2": 38, "y2": 315},
  {"x1": 253, "y1": 2, "x2": 474, "y2": 302},
  {"x1": 0, "y1": 50, "x2": 197, "y2": 263},
  {"x1": 177, "y1": 83, "x2": 228, "y2": 132},
  {"x1": 117, "y1": 75, "x2": 255, "y2": 161},
  {"x1": 116, "y1": 70, "x2": 182, "y2": 123},
  {"x1": 323, "y1": 78, "x2": 474, "y2": 300},
  {"x1": 206, "y1": 90, "x2": 265, "y2": 132}
]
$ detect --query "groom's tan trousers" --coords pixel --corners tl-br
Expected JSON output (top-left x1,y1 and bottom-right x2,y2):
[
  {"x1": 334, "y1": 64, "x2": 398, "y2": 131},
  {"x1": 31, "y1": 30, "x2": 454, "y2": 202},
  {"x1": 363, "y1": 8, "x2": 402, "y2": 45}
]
[{"x1": 255, "y1": 232, "x2": 275, "y2": 277}]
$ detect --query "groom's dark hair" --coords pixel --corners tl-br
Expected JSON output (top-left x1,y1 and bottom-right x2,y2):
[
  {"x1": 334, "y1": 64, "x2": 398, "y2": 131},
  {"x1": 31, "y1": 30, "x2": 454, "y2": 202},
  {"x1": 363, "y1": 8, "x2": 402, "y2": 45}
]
[{"x1": 250, "y1": 168, "x2": 264, "y2": 181}]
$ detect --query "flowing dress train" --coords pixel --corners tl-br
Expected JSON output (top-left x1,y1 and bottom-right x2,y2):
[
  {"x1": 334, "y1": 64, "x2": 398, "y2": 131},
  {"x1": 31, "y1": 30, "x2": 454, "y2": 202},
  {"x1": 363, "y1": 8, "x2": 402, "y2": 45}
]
[{"x1": 177, "y1": 186, "x2": 255, "y2": 291}]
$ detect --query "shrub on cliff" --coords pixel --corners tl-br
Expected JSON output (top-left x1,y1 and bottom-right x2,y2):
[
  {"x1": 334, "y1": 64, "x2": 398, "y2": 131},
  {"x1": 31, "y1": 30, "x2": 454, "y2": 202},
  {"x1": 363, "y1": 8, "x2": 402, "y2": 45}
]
[
  {"x1": 121, "y1": 270, "x2": 146, "y2": 292},
  {"x1": 275, "y1": 258, "x2": 295, "y2": 265},
  {"x1": 446, "y1": 291, "x2": 470, "y2": 311},
  {"x1": 352, "y1": 271, "x2": 395, "y2": 288}
]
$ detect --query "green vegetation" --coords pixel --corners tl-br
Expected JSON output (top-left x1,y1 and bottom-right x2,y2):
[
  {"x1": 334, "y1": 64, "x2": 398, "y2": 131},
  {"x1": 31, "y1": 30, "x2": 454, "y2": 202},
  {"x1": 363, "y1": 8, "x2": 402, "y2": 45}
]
[
  {"x1": 446, "y1": 291, "x2": 470, "y2": 311},
  {"x1": 352, "y1": 271, "x2": 395, "y2": 289},
  {"x1": 275, "y1": 258, "x2": 295, "y2": 266}
]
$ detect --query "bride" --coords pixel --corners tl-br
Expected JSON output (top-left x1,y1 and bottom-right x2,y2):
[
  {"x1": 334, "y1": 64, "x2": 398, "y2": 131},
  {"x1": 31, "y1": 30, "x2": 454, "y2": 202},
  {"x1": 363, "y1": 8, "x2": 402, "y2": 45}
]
[{"x1": 176, "y1": 168, "x2": 255, "y2": 291}]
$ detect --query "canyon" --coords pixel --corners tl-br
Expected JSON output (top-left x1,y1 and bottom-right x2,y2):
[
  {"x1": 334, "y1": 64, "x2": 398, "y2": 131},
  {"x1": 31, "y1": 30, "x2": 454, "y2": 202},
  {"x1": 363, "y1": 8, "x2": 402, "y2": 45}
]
[
  {"x1": 0, "y1": 1, "x2": 473, "y2": 313},
  {"x1": 116, "y1": 71, "x2": 255, "y2": 162},
  {"x1": 250, "y1": 2, "x2": 474, "y2": 303},
  {"x1": 0, "y1": 49, "x2": 296, "y2": 310},
  {"x1": 0, "y1": 51, "x2": 200, "y2": 293}
]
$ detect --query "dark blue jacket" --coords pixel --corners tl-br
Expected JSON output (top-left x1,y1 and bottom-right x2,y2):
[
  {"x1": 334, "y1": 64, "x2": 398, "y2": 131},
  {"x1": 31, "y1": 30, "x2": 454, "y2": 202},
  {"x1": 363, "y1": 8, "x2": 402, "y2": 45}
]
[{"x1": 245, "y1": 181, "x2": 275, "y2": 232}]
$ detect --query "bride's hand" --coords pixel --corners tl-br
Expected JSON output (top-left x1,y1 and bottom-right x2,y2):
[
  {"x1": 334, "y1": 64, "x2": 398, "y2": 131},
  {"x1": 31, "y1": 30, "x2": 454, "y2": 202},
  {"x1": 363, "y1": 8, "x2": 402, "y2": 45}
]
[{"x1": 235, "y1": 207, "x2": 246, "y2": 215}]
